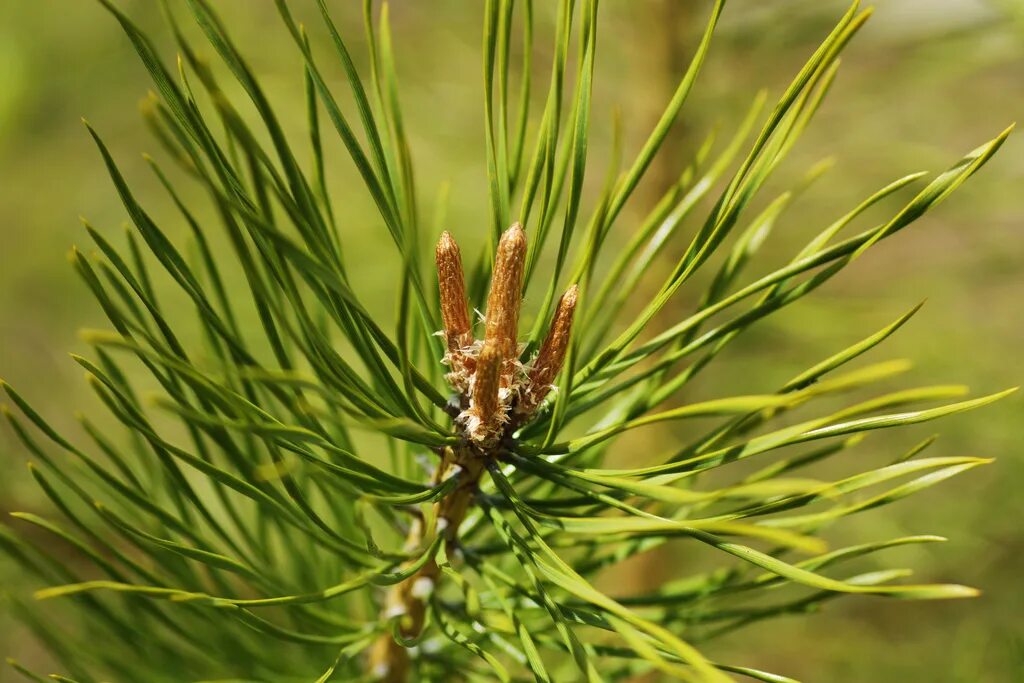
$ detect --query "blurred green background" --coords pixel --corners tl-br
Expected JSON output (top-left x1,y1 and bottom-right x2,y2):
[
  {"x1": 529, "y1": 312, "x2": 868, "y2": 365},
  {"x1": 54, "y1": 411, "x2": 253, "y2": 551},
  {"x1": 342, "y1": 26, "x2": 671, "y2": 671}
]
[{"x1": 1, "y1": 1, "x2": 1021, "y2": 681}]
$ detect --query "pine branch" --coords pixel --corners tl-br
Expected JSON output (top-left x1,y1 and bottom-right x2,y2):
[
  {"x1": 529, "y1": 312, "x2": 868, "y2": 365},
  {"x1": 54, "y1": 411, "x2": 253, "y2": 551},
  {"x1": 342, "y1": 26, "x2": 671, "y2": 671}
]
[{"x1": 0, "y1": 1, "x2": 1013, "y2": 681}]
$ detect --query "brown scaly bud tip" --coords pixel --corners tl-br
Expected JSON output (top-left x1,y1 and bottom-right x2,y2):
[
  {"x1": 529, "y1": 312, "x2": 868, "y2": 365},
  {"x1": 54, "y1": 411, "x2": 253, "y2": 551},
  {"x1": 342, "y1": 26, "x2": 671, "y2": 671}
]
[
  {"x1": 484, "y1": 223, "x2": 527, "y2": 359},
  {"x1": 522, "y1": 284, "x2": 578, "y2": 415},
  {"x1": 469, "y1": 341, "x2": 502, "y2": 433},
  {"x1": 436, "y1": 231, "x2": 472, "y2": 351}
]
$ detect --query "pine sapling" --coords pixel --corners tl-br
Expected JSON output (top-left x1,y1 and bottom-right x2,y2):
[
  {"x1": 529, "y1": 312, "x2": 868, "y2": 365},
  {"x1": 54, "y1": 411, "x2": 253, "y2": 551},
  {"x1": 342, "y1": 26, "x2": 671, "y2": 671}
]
[{"x1": 0, "y1": 1, "x2": 1015, "y2": 681}]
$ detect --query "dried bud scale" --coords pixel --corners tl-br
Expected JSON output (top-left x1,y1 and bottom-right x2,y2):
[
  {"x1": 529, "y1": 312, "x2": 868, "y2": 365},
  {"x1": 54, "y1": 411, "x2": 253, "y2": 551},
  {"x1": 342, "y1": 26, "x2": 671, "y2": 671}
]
[
  {"x1": 435, "y1": 231, "x2": 475, "y2": 394},
  {"x1": 466, "y1": 341, "x2": 503, "y2": 443},
  {"x1": 520, "y1": 284, "x2": 578, "y2": 416},
  {"x1": 484, "y1": 223, "x2": 527, "y2": 359},
  {"x1": 435, "y1": 231, "x2": 472, "y2": 351}
]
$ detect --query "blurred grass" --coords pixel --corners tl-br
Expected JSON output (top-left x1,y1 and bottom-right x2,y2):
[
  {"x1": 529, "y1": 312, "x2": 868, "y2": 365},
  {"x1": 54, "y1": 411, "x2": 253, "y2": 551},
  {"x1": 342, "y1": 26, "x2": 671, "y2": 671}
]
[{"x1": 1, "y1": 1, "x2": 1021, "y2": 680}]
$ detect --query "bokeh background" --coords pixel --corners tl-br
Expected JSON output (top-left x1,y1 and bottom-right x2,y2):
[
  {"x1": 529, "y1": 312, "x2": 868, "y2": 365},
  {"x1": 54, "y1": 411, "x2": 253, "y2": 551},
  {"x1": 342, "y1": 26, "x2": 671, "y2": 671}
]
[{"x1": 1, "y1": 1, "x2": 1021, "y2": 681}]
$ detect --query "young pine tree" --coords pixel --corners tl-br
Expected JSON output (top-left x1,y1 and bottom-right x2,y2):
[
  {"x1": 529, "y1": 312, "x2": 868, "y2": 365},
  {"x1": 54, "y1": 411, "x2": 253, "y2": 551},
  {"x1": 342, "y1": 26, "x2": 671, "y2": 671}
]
[{"x1": 1, "y1": 1, "x2": 1014, "y2": 681}]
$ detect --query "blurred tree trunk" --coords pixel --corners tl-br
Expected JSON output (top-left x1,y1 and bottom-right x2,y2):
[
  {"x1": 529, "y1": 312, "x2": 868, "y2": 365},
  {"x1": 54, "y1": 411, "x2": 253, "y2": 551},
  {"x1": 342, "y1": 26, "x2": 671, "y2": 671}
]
[
  {"x1": 645, "y1": 0, "x2": 698, "y2": 199},
  {"x1": 629, "y1": 2, "x2": 696, "y2": 679}
]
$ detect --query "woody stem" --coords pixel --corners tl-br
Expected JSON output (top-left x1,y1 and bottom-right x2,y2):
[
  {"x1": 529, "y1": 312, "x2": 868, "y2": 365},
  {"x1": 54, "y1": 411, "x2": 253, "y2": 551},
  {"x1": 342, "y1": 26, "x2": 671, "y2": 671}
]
[{"x1": 368, "y1": 445, "x2": 488, "y2": 682}]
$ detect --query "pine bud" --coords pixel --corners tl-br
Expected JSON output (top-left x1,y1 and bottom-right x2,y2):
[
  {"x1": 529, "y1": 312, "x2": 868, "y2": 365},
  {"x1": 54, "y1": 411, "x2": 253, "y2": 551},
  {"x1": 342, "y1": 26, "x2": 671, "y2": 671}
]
[
  {"x1": 484, "y1": 223, "x2": 526, "y2": 359},
  {"x1": 521, "y1": 284, "x2": 578, "y2": 415},
  {"x1": 470, "y1": 341, "x2": 502, "y2": 432},
  {"x1": 436, "y1": 231, "x2": 472, "y2": 351}
]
